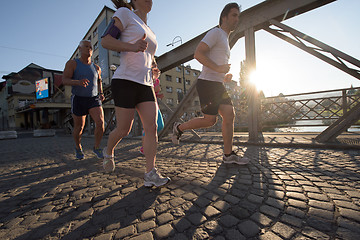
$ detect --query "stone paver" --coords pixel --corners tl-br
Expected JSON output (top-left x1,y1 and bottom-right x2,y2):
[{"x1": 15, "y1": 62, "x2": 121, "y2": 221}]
[{"x1": 0, "y1": 134, "x2": 359, "y2": 239}]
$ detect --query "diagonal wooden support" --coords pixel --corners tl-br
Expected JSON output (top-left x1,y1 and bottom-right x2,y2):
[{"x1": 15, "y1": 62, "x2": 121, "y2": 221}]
[
  {"x1": 264, "y1": 19, "x2": 360, "y2": 80},
  {"x1": 158, "y1": 79, "x2": 200, "y2": 139},
  {"x1": 157, "y1": 98, "x2": 200, "y2": 139},
  {"x1": 104, "y1": 110, "x2": 116, "y2": 134},
  {"x1": 315, "y1": 102, "x2": 360, "y2": 143}
]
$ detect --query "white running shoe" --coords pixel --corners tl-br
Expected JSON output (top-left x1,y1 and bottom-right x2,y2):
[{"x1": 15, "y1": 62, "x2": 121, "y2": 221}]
[
  {"x1": 223, "y1": 151, "x2": 250, "y2": 165},
  {"x1": 172, "y1": 122, "x2": 182, "y2": 145},
  {"x1": 102, "y1": 148, "x2": 115, "y2": 172},
  {"x1": 144, "y1": 168, "x2": 170, "y2": 187}
]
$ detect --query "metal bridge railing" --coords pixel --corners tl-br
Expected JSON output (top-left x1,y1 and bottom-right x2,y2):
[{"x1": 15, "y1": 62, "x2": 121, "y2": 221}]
[{"x1": 258, "y1": 86, "x2": 360, "y2": 130}]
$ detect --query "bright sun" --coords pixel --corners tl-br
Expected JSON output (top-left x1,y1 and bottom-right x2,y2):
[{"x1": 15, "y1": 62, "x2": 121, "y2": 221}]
[
  {"x1": 247, "y1": 63, "x2": 288, "y2": 96},
  {"x1": 248, "y1": 69, "x2": 270, "y2": 91}
]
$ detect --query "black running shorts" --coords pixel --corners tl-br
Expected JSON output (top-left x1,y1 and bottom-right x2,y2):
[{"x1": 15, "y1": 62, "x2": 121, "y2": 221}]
[
  {"x1": 196, "y1": 79, "x2": 233, "y2": 115},
  {"x1": 71, "y1": 95, "x2": 102, "y2": 116},
  {"x1": 111, "y1": 79, "x2": 156, "y2": 108}
]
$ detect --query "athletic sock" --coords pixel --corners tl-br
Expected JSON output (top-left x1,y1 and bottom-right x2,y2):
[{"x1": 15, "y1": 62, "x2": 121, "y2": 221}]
[
  {"x1": 224, "y1": 151, "x2": 235, "y2": 157},
  {"x1": 177, "y1": 125, "x2": 183, "y2": 134}
]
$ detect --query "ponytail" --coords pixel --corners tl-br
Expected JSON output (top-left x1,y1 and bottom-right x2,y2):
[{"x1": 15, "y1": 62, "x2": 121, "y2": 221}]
[{"x1": 111, "y1": 0, "x2": 135, "y2": 10}]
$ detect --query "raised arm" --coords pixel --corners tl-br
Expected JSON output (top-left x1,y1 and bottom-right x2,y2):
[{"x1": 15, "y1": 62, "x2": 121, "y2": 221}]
[
  {"x1": 101, "y1": 17, "x2": 148, "y2": 53},
  {"x1": 95, "y1": 64, "x2": 105, "y2": 101}
]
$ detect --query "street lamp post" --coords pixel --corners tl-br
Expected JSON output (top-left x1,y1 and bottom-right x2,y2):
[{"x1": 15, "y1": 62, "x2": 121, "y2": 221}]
[{"x1": 166, "y1": 36, "x2": 186, "y2": 96}]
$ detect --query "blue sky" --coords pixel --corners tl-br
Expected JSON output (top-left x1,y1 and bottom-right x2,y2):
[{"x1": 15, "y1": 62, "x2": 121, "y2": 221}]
[{"x1": 0, "y1": 0, "x2": 359, "y2": 96}]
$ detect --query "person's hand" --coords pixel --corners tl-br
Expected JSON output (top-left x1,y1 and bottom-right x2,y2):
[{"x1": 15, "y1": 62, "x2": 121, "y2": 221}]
[
  {"x1": 152, "y1": 67, "x2": 161, "y2": 79},
  {"x1": 154, "y1": 84, "x2": 161, "y2": 93},
  {"x1": 216, "y1": 64, "x2": 231, "y2": 74},
  {"x1": 78, "y1": 78, "x2": 89, "y2": 87},
  {"x1": 224, "y1": 73, "x2": 233, "y2": 82},
  {"x1": 133, "y1": 34, "x2": 148, "y2": 52},
  {"x1": 99, "y1": 94, "x2": 105, "y2": 102},
  {"x1": 157, "y1": 93, "x2": 164, "y2": 99}
]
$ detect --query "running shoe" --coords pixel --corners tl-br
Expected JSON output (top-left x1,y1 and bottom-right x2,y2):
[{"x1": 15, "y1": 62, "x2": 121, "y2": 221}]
[
  {"x1": 102, "y1": 148, "x2": 115, "y2": 172},
  {"x1": 93, "y1": 147, "x2": 104, "y2": 159},
  {"x1": 144, "y1": 168, "x2": 170, "y2": 187},
  {"x1": 172, "y1": 122, "x2": 183, "y2": 145},
  {"x1": 223, "y1": 151, "x2": 250, "y2": 165},
  {"x1": 75, "y1": 148, "x2": 84, "y2": 160}
]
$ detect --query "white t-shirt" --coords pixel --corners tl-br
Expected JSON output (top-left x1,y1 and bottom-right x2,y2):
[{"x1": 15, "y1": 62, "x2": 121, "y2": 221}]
[
  {"x1": 198, "y1": 27, "x2": 230, "y2": 82},
  {"x1": 112, "y1": 8, "x2": 157, "y2": 86}
]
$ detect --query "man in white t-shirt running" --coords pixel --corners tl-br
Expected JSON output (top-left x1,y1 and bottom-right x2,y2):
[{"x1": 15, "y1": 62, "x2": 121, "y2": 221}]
[{"x1": 172, "y1": 2, "x2": 250, "y2": 165}]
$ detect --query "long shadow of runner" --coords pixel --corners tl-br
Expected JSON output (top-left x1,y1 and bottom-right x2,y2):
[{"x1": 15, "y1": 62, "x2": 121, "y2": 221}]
[
  {"x1": 61, "y1": 186, "x2": 160, "y2": 240},
  {"x1": 0, "y1": 165, "x2": 95, "y2": 225},
  {"x1": 0, "y1": 160, "x2": 85, "y2": 198},
  {"x1": 14, "y1": 168, "x2": 160, "y2": 240},
  {"x1": 172, "y1": 144, "x2": 271, "y2": 239}
]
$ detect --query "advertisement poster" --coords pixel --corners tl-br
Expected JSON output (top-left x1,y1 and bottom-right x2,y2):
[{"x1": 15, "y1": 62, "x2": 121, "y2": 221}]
[{"x1": 35, "y1": 78, "x2": 49, "y2": 99}]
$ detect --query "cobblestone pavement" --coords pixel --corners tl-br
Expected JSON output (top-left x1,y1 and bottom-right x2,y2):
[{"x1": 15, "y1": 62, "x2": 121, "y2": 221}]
[{"x1": 0, "y1": 135, "x2": 360, "y2": 240}]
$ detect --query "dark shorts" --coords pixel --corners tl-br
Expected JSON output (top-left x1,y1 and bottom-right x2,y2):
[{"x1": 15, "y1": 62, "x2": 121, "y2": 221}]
[
  {"x1": 196, "y1": 79, "x2": 233, "y2": 115},
  {"x1": 71, "y1": 95, "x2": 102, "y2": 116},
  {"x1": 111, "y1": 79, "x2": 156, "y2": 108}
]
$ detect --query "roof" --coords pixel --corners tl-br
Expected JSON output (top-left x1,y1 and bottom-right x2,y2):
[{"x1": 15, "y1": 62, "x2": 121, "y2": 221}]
[{"x1": 2, "y1": 63, "x2": 63, "y2": 81}]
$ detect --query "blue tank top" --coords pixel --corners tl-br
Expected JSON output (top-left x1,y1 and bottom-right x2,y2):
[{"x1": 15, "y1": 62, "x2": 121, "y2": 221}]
[{"x1": 72, "y1": 59, "x2": 99, "y2": 97}]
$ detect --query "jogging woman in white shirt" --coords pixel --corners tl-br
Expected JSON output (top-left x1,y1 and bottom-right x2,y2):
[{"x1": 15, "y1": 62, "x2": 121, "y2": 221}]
[{"x1": 101, "y1": 0, "x2": 170, "y2": 187}]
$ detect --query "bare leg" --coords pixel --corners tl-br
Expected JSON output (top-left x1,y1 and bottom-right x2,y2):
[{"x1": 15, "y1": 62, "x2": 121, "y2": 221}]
[
  {"x1": 106, "y1": 107, "x2": 135, "y2": 156},
  {"x1": 136, "y1": 101, "x2": 157, "y2": 173},
  {"x1": 218, "y1": 104, "x2": 235, "y2": 155},
  {"x1": 178, "y1": 114, "x2": 217, "y2": 132},
  {"x1": 72, "y1": 114, "x2": 86, "y2": 149},
  {"x1": 89, "y1": 106, "x2": 104, "y2": 149}
]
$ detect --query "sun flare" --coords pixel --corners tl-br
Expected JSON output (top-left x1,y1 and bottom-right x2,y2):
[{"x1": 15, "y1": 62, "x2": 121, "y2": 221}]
[
  {"x1": 246, "y1": 63, "x2": 288, "y2": 97},
  {"x1": 248, "y1": 69, "x2": 267, "y2": 92}
]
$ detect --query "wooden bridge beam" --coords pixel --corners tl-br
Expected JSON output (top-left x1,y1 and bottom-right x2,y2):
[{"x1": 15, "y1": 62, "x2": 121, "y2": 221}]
[
  {"x1": 156, "y1": 0, "x2": 336, "y2": 72},
  {"x1": 264, "y1": 19, "x2": 360, "y2": 80}
]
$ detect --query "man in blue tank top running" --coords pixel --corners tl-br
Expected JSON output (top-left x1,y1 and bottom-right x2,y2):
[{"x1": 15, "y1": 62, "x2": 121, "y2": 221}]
[{"x1": 62, "y1": 40, "x2": 105, "y2": 160}]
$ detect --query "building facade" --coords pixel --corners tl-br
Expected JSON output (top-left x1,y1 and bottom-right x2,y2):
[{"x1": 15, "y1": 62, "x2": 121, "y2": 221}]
[
  {"x1": 0, "y1": 81, "x2": 8, "y2": 130},
  {"x1": 158, "y1": 65, "x2": 201, "y2": 121},
  {"x1": 2, "y1": 63, "x2": 66, "y2": 130}
]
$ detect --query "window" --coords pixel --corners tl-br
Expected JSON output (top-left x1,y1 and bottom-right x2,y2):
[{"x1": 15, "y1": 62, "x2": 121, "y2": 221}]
[
  {"x1": 186, "y1": 80, "x2": 191, "y2": 85},
  {"x1": 88, "y1": 36, "x2": 91, "y2": 41},
  {"x1": 176, "y1": 88, "x2": 182, "y2": 93},
  {"x1": 166, "y1": 98, "x2": 173, "y2": 105},
  {"x1": 166, "y1": 86, "x2": 172, "y2": 93},
  {"x1": 94, "y1": 42, "x2": 98, "y2": 51},
  {"x1": 94, "y1": 56, "x2": 99, "y2": 64},
  {"x1": 176, "y1": 66, "x2": 181, "y2": 72},
  {"x1": 166, "y1": 75, "x2": 172, "y2": 82},
  {"x1": 93, "y1": 27, "x2": 98, "y2": 37},
  {"x1": 193, "y1": 72, "x2": 198, "y2": 77},
  {"x1": 185, "y1": 69, "x2": 190, "y2": 75},
  {"x1": 176, "y1": 77, "x2": 182, "y2": 83}
]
